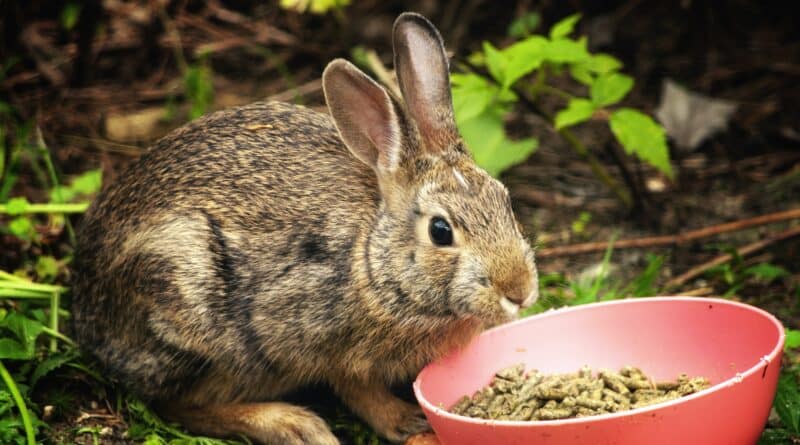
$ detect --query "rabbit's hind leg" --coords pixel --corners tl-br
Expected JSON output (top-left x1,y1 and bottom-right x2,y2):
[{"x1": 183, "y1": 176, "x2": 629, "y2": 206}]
[{"x1": 162, "y1": 401, "x2": 340, "y2": 445}]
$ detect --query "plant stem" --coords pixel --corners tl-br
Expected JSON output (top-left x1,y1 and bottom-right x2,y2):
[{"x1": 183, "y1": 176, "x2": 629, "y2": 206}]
[
  {"x1": 42, "y1": 325, "x2": 75, "y2": 347},
  {"x1": 528, "y1": 67, "x2": 547, "y2": 99},
  {"x1": 50, "y1": 291, "x2": 59, "y2": 352},
  {"x1": 503, "y1": 78, "x2": 634, "y2": 207},
  {"x1": 0, "y1": 280, "x2": 66, "y2": 293},
  {"x1": 0, "y1": 289, "x2": 52, "y2": 298},
  {"x1": 0, "y1": 360, "x2": 36, "y2": 445},
  {"x1": 539, "y1": 84, "x2": 574, "y2": 101},
  {"x1": 558, "y1": 128, "x2": 633, "y2": 208},
  {"x1": 0, "y1": 270, "x2": 27, "y2": 282},
  {"x1": 0, "y1": 202, "x2": 90, "y2": 214},
  {"x1": 34, "y1": 128, "x2": 78, "y2": 245},
  {"x1": 364, "y1": 49, "x2": 402, "y2": 99}
]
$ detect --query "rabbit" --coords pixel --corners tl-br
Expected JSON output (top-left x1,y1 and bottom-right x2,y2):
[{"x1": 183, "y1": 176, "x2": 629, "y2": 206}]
[{"x1": 71, "y1": 12, "x2": 538, "y2": 445}]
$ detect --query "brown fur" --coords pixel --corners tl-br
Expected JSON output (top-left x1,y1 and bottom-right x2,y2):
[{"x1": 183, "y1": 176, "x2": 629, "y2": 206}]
[{"x1": 72, "y1": 13, "x2": 537, "y2": 445}]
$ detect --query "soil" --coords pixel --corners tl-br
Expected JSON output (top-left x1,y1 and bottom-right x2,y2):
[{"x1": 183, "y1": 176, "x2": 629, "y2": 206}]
[{"x1": 1, "y1": 1, "x2": 798, "y2": 444}]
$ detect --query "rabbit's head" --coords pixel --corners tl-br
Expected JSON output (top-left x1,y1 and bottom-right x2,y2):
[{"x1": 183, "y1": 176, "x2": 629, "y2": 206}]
[{"x1": 323, "y1": 13, "x2": 537, "y2": 328}]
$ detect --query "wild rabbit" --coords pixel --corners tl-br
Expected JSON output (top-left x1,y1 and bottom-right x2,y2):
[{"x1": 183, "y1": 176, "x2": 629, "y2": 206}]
[{"x1": 72, "y1": 12, "x2": 538, "y2": 445}]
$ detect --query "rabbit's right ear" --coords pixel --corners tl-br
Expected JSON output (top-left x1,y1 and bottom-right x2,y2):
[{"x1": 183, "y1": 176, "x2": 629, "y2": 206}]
[{"x1": 323, "y1": 59, "x2": 403, "y2": 174}]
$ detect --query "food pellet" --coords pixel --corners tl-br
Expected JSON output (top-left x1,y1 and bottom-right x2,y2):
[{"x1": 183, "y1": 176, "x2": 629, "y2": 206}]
[{"x1": 450, "y1": 364, "x2": 710, "y2": 421}]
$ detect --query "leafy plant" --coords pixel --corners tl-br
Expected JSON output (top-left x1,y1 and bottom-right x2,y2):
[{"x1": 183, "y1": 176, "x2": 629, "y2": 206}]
[
  {"x1": 704, "y1": 255, "x2": 789, "y2": 297},
  {"x1": 507, "y1": 12, "x2": 541, "y2": 38},
  {"x1": 759, "y1": 372, "x2": 800, "y2": 444},
  {"x1": 0, "y1": 303, "x2": 76, "y2": 444},
  {"x1": 451, "y1": 13, "x2": 672, "y2": 207}
]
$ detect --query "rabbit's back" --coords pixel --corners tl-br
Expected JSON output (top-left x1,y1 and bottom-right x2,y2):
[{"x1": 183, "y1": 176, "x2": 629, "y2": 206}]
[{"x1": 72, "y1": 101, "x2": 379, "y2": 402}]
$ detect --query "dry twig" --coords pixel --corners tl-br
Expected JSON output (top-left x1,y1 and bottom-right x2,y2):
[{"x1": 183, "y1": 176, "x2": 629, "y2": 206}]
[
  {"x1": 665, "y1": 225, "x2": 800, "y2": 289},
  {"x1": 537, "y1": 208, "x2": 800, "y2": 258}
]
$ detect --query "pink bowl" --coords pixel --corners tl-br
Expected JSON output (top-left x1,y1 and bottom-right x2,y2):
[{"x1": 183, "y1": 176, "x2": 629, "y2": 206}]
[{"x1": 414, "y1": 297, "x2": 784, "y2": 445}]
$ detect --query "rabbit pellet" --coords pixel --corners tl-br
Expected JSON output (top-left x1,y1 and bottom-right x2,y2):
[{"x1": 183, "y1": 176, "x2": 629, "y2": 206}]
[{"x1": 449, "y1": 364, "x2": 710, "y2": 421}]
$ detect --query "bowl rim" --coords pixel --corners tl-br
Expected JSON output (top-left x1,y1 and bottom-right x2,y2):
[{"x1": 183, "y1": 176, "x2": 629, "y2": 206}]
[{"x1": 413, "y1": 296, "x2": 785, "y2": 427}]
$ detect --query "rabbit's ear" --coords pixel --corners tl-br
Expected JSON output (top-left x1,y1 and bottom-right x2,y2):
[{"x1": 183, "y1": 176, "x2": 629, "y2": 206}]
[
  {"x1": 323, "y1": 59, "x2": 403, "y2": 173},
  {"x1": 393, "y1": 13, "x2": 458, "y2": 151}
]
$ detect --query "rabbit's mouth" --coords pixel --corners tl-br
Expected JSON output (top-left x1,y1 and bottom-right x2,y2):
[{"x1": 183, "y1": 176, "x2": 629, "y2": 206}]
[
  {"x1": 498, "y1": 286, "x2": 538, "y2": 318},
  {"x1": 499, "y1": 296, "x2": 521, "y2": 318}
]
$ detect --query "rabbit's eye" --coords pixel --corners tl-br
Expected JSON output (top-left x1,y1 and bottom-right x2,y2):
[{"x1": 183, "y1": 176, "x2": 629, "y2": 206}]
[{"x1": 429, "y1": 217, "x2": 453, "y2": 246}]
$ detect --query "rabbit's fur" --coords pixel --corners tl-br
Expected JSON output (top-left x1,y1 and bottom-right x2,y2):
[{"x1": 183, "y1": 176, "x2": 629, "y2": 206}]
[{"x1": 72, "y1": 13, "x2": 538, "y2": 444}]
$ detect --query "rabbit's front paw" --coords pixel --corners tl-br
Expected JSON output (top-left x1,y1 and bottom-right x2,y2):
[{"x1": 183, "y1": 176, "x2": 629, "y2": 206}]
[
  {"x1": 379, "y1": 401, "x2": 431, "y2": 443},
  {"x1": 337, "y1": 383, "x2": 431, "y2": 443}
]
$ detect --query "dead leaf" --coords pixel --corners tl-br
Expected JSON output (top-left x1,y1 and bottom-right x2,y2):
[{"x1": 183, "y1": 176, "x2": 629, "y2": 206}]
[
  {"x1": 104, "y1": 107, "x2": 171, "y2": 143},
  {"x1": 655, "y1": 79, "x2": 737, "y2": 151}
]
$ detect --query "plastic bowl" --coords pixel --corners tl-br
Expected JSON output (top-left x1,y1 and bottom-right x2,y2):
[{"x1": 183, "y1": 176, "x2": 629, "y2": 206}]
[{"x1": 414, "y1": 297, "x2": 784, "y2": 445}]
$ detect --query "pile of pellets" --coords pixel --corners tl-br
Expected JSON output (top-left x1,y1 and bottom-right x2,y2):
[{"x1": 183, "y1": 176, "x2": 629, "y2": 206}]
[{"x1": 450, "y1": 364, "x2": 709, "y2": 421}]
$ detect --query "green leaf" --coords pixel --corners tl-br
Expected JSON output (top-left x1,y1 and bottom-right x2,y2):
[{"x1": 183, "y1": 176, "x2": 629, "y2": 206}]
[
  {"x1": 745, "y1": 263, "x2": 789, "y2": 283},
  {"x1": 69, "y1": 169, "x2": 103, "y2": 196},
  {"x1": 458, "y1": 108, "x2": 538, "y2": 177},
  {"x1": 49, "y1": 185, "x2": 76, "y2": 203},
  {"x1": 482, "y1": 41, "x2": 508, "y2": 85},
  {"x1": 785, "y1": 329, "x2": 800, "y2": 351},
  {"x1": 0, "y1": 339, "x2": 30, "y2": 360},
  {"x1": 569, "y1": 64, "x2": 593, "y2": 86},
  {"x1": 609, "y1": 108, "x2": 673, "y2": 178},
  {"x1": 0, "y1": 312, "x2": 46, "y2": 359},
  {"x1": 549, "y1": 14, "x2": 581, "y2": 39},
  {"x1": 588, "y1": 53, "x2": 623, "y2": 74},
  {"x1": 590, "y1": 73, "x2": 634, "y2": 107},
  {"x1": 5, "y1": 197, "x2": 29, "y2": 215},
  {"x1": 35, "y1": 256, "x2": 59, "y2": 282},
  {"x1": 451, "y1": 73, "x2": 507, "y2": 123},
  {"x1": 555, "y1": 98, "x2": 595, "y2": 130},
  {"x1": 543, "y1": 38, "x2": 591, "y2": 64},
  {"x1": 31, "y1": 350, "x2": 80, "y2": 386},
  {"x1": 7, "y1": 217, "x2": 35, "y2": 241},
  {"x1": 759, "y1": 428, "x2": 797, "y2": 445},
  {"x1": 507, "y1": 12, "x2": 541, "y2": 38},
  {"x1": 501, "y1": 36, "x2": 548, "y2": 88},
  {"x1": 774, "y1": 373, "x2": 800, "y2": 434}
]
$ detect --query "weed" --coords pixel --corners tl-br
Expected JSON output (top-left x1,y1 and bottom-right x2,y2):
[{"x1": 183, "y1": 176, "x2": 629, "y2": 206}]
[
  {"x1": 451, "y1": 14, "x2": 670, "y2": 207},
  {"x1": 184, "y1": 56, "x2": 215, "y2": 121},
  {"x1": 703, "y1": 246, "x2": 789, "y2": 297}
]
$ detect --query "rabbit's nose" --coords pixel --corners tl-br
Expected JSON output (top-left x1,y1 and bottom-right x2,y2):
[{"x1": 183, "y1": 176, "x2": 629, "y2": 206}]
[
  {"x1": 493, "y1": 269, "x2": 534, "y2": 306},
  {"x1": 502, "y1": 285, "x2": 530, "y2": 306}
]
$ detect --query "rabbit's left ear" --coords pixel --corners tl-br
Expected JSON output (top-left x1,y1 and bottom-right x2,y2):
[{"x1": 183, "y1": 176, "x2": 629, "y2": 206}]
[
  {"x1": 393, "y1": 13, "x2": 458, "y2": 152},
  {"x1": 323, "y1": 59, "x2": 403, "y2": 174}
]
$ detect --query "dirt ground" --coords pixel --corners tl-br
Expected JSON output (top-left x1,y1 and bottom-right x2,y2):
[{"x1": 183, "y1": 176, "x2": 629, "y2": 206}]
[{"x1": 1, "y1": 1, "x2": 799, "y2": 443}]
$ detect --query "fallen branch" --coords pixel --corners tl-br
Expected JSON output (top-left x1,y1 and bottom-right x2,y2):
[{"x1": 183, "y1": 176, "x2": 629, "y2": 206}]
[
  {"x1": 665, "y1": 225, "x2": 800, "y2": 289},
  {"x1": 537, "y1": 208, "x2": 800, "y2": 258}
]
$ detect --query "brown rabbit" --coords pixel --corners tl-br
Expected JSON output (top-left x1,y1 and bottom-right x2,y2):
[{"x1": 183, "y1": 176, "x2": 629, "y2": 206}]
[{"x1": 72, "y1": 12, "x2": 538, "y2": 445}]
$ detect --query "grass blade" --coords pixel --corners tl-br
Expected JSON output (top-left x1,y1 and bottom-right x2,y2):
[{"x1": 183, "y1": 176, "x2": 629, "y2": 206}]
[{"x1": 0, "y1": 360, "x2": 36, "y2": 445}]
